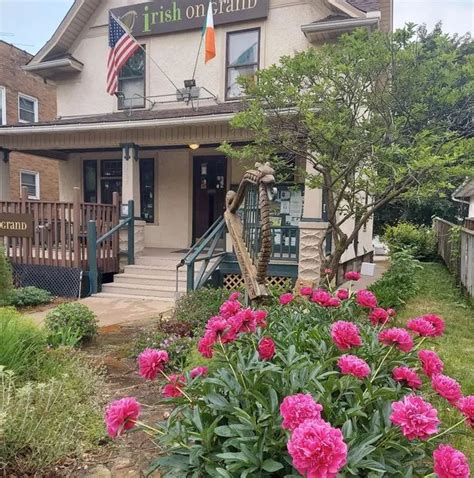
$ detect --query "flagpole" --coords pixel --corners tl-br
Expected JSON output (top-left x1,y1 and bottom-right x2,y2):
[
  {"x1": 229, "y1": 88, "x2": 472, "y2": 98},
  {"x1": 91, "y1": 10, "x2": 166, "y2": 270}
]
[
  {"x1": 111, "y1": 13, "x2": 180, "y2": 92},
  {"x1": 192, "y1": 32, "x2": 204, "y2": 81}
]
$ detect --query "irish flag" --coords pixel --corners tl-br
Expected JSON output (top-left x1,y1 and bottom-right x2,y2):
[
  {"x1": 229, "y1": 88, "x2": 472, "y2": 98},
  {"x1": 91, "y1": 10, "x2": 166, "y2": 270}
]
[{"x1": 204, "y1": 1, "x2": 216, "y2": 63}]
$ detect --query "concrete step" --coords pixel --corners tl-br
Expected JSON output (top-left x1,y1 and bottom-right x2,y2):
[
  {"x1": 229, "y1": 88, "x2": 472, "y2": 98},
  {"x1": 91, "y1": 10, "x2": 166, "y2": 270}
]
[
  {"x1": 93, "y1": 292, "x2": 175, "y2": 302},
  {"x1": 101, "y1": 282, "x2": 177, "y2": 299},
  {"x1": 115, "y1": 273, "x2": 186, "y2": 287},
  {"x1": 123, "y1": 264, "x2": 186, "y2": 278},
  {"x1": 135, "y1": 255, "x2": 184, "y2": 267}
]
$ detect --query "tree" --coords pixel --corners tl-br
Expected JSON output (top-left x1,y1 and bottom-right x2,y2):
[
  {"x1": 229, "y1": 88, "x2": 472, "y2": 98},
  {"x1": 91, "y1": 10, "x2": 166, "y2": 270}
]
[{"x1": 220, "y1": 25, "x2": 473, "y2": 281}]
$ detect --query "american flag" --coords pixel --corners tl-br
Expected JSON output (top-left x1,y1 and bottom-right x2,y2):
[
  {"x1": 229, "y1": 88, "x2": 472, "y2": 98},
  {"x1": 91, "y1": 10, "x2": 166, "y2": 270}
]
[{"x1": 106, "y1": 13, "x2": 140, "y2": 95}]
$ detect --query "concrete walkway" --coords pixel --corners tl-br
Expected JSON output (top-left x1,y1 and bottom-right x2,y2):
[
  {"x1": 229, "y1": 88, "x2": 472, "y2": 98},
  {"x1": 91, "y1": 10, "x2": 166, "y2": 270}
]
[
  {"x1": 340, "y1": 256, "x2": 389, "y2": 291},
  {"x1": 28, "y1": 296, "x2": 174, "y2": 327}
]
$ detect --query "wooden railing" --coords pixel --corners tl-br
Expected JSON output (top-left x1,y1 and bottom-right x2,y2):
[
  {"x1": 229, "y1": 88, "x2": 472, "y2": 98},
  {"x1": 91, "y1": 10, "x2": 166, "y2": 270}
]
[
  {"x1": 0, "y1": 187, "x2": 120, "y2": 273},
  {"x1": 224, "y1": 162, "x2": 276, "y2": 300},
  {"x1": 434, "y1": 217, "x2": 474, "y2": 297}
]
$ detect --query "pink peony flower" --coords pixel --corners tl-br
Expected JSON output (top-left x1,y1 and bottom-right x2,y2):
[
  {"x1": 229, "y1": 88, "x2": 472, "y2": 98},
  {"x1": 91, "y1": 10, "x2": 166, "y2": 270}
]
[
  {"x1": 327, "y1": 297, "x2": 342, "y2": 308},
  {"x1": 104, "y1": 397, "x2": 140, "y2": 438},
  {"x1": 219, "y1": 298, "x2": 241, "y2": 319},
  {"x1": 331, "y1": 321, "x2": 362, "y2": 351},
  {"x1": 162, "y1": 374, "x2": 186, "y2": 398},
  {"x1": 433, "y1": 444, "x2": 471, "y2": 478},
  {"x1": 356, "y1": 290, "x2": 378, "y2": 308},
  {"x1": 137, "y1": 348, "x2": 169, "y2": 380},
  {"x1": 280, "y1": 393, "x2": 323, "y2": 431},
  {"x1": 311, "y1": 288, "x2": 332, "y2": 307},
  {"x1": 407, "y1": 317, "x2": 436, "y2": 337},
  {"x1": 205, "y1": 316, "x2": 229, "y2": 338},
  {"x1": 345, "y1": 271, "x2": 361, "y2": 281},
  {"x1": 254, "y1": 309, "x2": 268, "y2": 328},
  {"x1": 190, "y1": 366, "x2": 208, "y2": 379},
  {"x1": 457, "y1": 396, "x2": 474, "y2": 429},
  {"x1": 431, "y1": 374, "x2": 462, "y2": 406},
  {"x1": 421, "y1": 314, "x2": 445, "y2": 337},
  {"x1": 300, "y1": 286, "x2": 313, "y2": 296},
  {"x1": 392, "y1": 366, "x2": 422, "y2": 389},
  {"x1": 379, "y1": 327, "x2": 414, "y2": 352},
  {"x1": 287, "y1": 419, "x2": 347, "y2": 478},
  {"x1": 390, "y1": 395, "x2": 439, "y2": 440},
  {"x1": 229, "y1": 308, "x2": 257, "y2": 334},
  {"x1": 369, "y1": 307, "x2": 390, "y2": 326},
  {"x1": 336, "y1": 288, "x2": 349, "y2": 300},
  {"x1": 258, "y1": 337, "x2": 276, "y2": 361},
  {"x1": 229, "y1": 291, "x2": 240, "y2": 301},
  {"x1": 279, "y1": 292, "x2": 294, "y2": 305},
  {"x1": 419, "y1": 349, "x2": 444, "y2": 378},
  {"x1": 337, "y1": 354, "x2": 371, "y2": 379},
  {"x1": 198, "y1": 332, "x2": 215, "y2": 358},
  {"x1": 387, "y1": 308, "x2": 397, "y2": 317}
]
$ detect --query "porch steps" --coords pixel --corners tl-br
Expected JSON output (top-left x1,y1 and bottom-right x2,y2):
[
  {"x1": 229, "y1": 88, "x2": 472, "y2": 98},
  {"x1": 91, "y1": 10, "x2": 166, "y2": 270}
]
[
  {"x1": 96, "y1": 292, "x2": 175, "y2": 302},
  {"x1": 97, "y1": 255, "x2": 188, "y2": 301}
]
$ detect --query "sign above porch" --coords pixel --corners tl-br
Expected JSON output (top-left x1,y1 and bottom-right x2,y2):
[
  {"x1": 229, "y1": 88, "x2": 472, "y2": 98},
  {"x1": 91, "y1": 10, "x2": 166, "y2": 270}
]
[{"x1": 110, "y1": 0, "x2": 269, "y2": 37}]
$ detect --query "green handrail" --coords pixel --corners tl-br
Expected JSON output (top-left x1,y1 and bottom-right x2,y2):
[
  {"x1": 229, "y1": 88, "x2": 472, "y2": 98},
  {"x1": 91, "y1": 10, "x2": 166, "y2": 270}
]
[{"x1": 87, "y1": 200, "x2": 135, "y2": 295}]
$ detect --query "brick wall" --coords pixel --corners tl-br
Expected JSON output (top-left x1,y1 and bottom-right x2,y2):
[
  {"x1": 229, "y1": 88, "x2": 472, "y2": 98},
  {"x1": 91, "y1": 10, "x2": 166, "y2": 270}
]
[{"x1": 0, "y1": 40, "x2": 59, "y2": 201}]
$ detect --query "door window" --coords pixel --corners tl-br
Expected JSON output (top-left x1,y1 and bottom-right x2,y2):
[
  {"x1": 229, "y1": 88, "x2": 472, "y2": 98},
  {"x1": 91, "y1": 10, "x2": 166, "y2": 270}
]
[{"x1": 140, "y1": 158, "x2": 155, "y2": 223}]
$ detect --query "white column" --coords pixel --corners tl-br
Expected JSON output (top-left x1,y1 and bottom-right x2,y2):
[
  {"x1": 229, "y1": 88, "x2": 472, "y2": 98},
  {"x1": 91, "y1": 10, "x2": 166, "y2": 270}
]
[
  {"x1": 121, "y1": 144, "x2": 140, "y2": 213},
  {"x1": 0, "y1": 157, "x2": 10, "y2": 200}
]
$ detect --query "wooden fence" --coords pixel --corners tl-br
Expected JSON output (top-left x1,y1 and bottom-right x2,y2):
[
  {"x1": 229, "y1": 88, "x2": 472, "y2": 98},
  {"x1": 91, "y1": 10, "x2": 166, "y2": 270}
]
[
  {"x1": 0, "y1": 187, "x2": 120, "y2": 274},
  {"x1": 434, "y1": 217, "x2": 474, "y2": 297}
]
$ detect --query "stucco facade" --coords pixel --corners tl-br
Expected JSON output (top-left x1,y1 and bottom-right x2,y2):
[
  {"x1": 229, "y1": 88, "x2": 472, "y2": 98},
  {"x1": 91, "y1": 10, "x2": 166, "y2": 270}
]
[{"x1": 0, "y1": 0, "x2": 389, "y2": 262}]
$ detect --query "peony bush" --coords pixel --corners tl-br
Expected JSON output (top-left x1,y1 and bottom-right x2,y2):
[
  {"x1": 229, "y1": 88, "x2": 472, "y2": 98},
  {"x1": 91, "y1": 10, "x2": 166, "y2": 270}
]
[{"x1": 104, "y1": 287, "x2": 472, "y2": 477}]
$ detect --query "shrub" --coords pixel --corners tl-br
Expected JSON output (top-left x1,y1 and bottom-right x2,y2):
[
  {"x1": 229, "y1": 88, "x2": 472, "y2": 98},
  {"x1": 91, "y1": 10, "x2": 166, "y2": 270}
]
[
  {"x1": 0, "y1": 307, "x2": 46, "y2": 380},
  {"x1": 133, "y1": 331, "x2": 195, "y2": 372},
  {"x1": 44, "y1": 302, "x2": 98, "y2": 345},
  {"x1": 106, "y1": 291, "x2": 472, "y2": 477},
  {"x1": 0, "y1": 350, "x2": 105, "y2": 473},
  {"x1": 369, "y1": 250, "x2": 422, "y2": 308},
  {"x1": 0, "y1": 246, "x2": 13, "y2": 306},
  {"x1": 7, "y1": 286, "x2": 53, "y2": 307},
  {"x1": 383, "y1": 222, "x2": 437, "y2": 261},
  {"x1": 174, "y1": 288, "x2": 234, "y2": 335}
]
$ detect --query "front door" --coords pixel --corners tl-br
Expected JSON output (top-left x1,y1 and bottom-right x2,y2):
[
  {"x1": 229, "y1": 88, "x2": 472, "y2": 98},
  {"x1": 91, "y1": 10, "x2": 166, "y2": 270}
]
[{"x1": 193, "y1": 156, "x2": 227, "y2": 242}]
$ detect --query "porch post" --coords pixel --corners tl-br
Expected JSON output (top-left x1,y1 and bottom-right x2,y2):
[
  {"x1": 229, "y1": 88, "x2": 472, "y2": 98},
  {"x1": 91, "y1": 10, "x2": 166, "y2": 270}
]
[
  {"x1": 295, "y1": 161, "x2": 328, "y2": 290},
  {"x1": 0, "y1": 153, "x2": 10, "y2": 200},
  {"x1": 121, "y1": 143, "x2": 140, "y2": 213}
]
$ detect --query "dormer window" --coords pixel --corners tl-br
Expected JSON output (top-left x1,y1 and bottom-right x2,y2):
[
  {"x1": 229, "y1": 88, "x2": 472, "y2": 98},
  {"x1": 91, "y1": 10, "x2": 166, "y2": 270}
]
[
  {"x1": 226, "y1": 28, "x2": 260, "y2": 100},
  {"x1": 118, "y1": 47, "x2": 145, "y2": 109}
]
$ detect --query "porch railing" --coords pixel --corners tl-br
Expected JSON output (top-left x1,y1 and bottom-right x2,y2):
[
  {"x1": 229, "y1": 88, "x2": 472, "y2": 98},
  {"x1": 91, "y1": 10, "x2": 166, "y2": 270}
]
[{"x1": 0, "y1": 187, "x2": 120, "y2": 273}]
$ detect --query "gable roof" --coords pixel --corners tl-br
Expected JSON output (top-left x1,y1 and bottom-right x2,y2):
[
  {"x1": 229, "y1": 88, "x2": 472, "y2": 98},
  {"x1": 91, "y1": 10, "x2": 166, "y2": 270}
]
[{"x1": 346, "y1": 0, "x2": 380, "y2": 13}]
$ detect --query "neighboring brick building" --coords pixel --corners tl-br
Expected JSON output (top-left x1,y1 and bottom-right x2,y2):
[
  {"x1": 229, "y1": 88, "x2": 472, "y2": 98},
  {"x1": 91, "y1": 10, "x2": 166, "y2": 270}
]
[{"x1": 0, "y1": 40, "x2": 59, "y2": 201}]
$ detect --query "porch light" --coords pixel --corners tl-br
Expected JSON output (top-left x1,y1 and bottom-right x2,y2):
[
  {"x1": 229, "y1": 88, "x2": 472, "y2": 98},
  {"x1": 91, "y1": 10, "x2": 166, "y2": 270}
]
[{"x1": 189, "y1": 143, "x2": 200, "y2": 150}]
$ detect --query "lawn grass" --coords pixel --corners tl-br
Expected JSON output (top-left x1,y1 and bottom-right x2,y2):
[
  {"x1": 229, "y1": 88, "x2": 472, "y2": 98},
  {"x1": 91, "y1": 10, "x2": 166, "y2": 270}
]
[{"x1": 396, "y1": 262, "x2": 474, "y2": 465}]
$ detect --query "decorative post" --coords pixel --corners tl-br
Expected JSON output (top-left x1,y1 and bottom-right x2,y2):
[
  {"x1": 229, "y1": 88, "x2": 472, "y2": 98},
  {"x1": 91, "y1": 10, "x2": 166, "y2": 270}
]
[
  {"x1": 72, "y1": 187, "x2": 81, "y2": 268},
  {"x1": 87, "y1": 220, "x2": 98, "y2": 295},
  {"x1": 121, "y1": 143, "x2": 140, "y2": 214}
]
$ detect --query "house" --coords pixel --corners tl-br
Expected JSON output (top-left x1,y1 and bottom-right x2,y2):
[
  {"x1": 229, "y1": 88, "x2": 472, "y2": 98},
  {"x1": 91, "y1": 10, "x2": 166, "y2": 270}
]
[
  {"x1": 453, "y1": 179, "x2": 474, "y2": 229},
  {"x1": 0, "y1": 0, "x2": 392, "y2": 299},
  {"x1": 0, "y1": 41, "x2": 59, "y2": 202}
]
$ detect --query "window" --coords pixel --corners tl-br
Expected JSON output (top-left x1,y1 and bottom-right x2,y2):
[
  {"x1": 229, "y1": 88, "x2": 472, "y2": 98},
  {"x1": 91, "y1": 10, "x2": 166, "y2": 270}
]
[
  {"x1": 226, "y1": 29, "x2": 260, "y2": 99},
  {"x1": 140, "y1": 158, "x2": 155, "y2": 223},
  {"x1": 18, "y1": 94, "x2": 38, "y2": 123},
  {"x1": 0, "y1": 86, "x2": 5, "y2": 125},
  {"x1": 100, "y1": 160, "x2": 122, "y2": 204},
  {"x1": 20, "y1": 170, "x2": 40, "y2": 199},
  {"x1": 83, "y1": 160, "x2": 98, "y2": 203},
  {"x1": 118, "y1": 48, "x2": 145, "y2": 109}
]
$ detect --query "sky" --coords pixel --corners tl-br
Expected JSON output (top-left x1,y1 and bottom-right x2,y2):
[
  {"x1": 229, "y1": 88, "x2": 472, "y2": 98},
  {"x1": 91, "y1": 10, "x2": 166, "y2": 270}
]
[{"x1": 0, "y1": 0, "x2": 472, "y2": 54}]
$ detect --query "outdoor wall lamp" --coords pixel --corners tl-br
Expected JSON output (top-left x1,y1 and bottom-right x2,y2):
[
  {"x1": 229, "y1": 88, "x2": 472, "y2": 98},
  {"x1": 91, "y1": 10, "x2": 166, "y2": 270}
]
[{"x1": 189, "y1": 143, "x2": 200, "y2": 150}]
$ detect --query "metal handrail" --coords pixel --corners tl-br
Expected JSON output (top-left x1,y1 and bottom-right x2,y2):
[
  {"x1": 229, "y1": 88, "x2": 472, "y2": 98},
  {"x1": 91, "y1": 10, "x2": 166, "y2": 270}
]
[
  {"x1": 87, "y1": 200, "x2": 135, "y2": 295},
  {"x1": 176, "y1": 217, "x2": 226, "y2": 294}
]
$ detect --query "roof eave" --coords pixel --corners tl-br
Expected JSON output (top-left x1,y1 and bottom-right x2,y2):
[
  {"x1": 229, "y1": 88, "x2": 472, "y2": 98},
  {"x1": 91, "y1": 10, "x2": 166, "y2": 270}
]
[
  {"x1": 23, "y1": 57, "x2": 83, "y2": 78},
  {"x1": 0, "y1": 112, "x2": 238, "y2": 135},
  {"x1": 302, "y1": 17, "x2": 379, "y2": 41}
]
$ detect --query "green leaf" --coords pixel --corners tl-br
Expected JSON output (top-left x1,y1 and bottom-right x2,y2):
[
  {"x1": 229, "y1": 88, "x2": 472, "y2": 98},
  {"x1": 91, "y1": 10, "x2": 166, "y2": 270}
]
[{"x1": 262, "y1": 459, "x2": 284, "y2": 472}]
